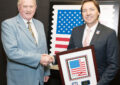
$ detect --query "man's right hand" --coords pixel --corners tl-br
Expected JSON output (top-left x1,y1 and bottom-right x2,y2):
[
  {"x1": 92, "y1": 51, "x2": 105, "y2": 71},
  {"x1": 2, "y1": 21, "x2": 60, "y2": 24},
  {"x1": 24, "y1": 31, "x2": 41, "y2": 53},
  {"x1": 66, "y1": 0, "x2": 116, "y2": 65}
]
[{"x1": 40, "y1": 54, "x2": 54, "y2": 66}]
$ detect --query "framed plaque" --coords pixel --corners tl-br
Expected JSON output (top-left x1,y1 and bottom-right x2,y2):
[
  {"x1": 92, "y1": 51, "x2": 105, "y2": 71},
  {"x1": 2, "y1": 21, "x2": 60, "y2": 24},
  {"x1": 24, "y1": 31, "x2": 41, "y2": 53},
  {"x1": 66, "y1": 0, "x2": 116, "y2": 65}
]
[{"x1": 56, "y1": 46, "x2": 99, "y2": 85}]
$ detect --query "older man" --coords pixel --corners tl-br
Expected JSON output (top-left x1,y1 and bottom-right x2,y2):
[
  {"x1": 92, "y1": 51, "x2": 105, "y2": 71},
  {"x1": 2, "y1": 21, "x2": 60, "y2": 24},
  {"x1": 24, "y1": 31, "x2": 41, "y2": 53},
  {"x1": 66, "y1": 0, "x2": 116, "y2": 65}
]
[{"x1": 1, "y1": 0, "x2": 54, "y2": 85}]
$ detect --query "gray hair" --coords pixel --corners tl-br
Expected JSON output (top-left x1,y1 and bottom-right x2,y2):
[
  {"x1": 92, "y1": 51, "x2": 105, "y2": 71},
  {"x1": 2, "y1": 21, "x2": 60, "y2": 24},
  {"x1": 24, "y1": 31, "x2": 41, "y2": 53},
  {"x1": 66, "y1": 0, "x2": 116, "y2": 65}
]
[{"x1": 17, "y1": 0, "x2": 37, "y2": 6}]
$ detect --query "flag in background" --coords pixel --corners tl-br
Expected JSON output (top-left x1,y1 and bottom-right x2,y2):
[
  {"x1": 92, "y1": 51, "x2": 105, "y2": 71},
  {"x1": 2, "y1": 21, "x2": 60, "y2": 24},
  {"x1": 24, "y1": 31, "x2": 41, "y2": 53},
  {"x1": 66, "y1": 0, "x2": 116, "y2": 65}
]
[
  {"x1": 50, "y1": 4, "x2": 118, "y2": 55},
  {"x1": 50, "y1": 9, "x2": 84, "y2": 55}
]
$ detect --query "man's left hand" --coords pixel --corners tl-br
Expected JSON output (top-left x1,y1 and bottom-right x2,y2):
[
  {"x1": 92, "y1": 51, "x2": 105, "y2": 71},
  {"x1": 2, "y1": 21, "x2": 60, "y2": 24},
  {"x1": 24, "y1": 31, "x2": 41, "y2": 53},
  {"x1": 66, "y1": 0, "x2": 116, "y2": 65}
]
[{"x1": 44, "y1": 76, "x2": 49, "y2": 82}]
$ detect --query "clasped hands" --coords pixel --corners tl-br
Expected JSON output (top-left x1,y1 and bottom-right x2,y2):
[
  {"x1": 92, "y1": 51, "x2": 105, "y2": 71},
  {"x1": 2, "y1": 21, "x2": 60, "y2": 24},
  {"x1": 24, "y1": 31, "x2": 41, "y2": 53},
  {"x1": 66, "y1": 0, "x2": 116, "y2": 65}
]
[{"x1": 40, "y1": 54, "x2": 54, "y2": 66}]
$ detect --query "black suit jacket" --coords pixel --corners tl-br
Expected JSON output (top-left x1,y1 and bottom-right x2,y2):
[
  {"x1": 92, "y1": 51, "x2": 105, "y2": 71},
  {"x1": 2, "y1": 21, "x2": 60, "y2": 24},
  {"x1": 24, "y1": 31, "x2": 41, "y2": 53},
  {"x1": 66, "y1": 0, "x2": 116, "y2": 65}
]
[{"x1": 67, "y1": 23, "x2": 119, "y2": 85}]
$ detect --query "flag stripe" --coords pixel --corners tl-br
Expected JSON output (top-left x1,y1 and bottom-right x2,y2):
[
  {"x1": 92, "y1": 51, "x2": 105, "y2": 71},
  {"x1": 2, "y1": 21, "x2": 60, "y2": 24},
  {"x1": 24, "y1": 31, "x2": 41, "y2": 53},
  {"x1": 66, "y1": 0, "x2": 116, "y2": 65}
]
[
  {"x1": 54, "y1": 48, "x2": 67, "y2": 51},
  {"x1": 55, "y1": 44, "x2": 68, "y2": 48},
  {"x1": 56, "y1": 37, "x2": 70, "y2": 41},
  {"x1": 55, "y1": 40, "x2": 69, "y2": 45}
]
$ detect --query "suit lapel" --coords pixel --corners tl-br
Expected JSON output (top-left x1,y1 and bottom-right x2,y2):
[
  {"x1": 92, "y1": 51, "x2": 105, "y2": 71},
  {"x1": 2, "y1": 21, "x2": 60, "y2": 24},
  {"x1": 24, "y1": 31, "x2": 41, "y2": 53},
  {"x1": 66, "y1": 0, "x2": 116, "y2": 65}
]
[
  {"x1": 80, "y1": 26, "x2": 85, "y2": 47},
  {"x1": 90, "y1": 23, "x2": 102, "y2": 45},
  {"x1": 16, "y1": 14, "x2": 36, "y2": 44},
  {"x1": 77, "y1": 25, "x2": 85, "y2": 48}
]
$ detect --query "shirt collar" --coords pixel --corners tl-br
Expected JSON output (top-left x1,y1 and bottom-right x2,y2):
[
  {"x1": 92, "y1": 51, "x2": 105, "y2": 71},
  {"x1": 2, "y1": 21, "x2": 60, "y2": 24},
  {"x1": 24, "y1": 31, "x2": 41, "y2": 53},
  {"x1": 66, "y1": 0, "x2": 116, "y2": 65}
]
[
  {"x1": 23, "y1": 18, "x2": 33, "y2": 24},
  {"x1": 85, "y1": 22, "x2": 98, "y2": 32},
  {"x1": 22, "y1": 18, "x2": 33, "y2": 27}
]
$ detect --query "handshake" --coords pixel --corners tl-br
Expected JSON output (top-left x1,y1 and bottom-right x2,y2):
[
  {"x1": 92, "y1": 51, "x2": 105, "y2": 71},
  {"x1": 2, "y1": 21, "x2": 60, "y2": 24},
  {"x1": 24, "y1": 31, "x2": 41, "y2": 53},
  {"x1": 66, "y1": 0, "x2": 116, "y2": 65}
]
[{"x1": 40, "y1": 54, "x2": 54, "y2": 66}]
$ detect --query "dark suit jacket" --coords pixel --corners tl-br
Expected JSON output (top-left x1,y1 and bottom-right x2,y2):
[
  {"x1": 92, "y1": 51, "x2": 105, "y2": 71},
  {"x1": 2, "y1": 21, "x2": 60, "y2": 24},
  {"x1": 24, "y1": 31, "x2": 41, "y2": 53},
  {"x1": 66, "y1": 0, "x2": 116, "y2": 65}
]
[{"x1": 67, "y1": 23, "x2": 119, "y2": 85}]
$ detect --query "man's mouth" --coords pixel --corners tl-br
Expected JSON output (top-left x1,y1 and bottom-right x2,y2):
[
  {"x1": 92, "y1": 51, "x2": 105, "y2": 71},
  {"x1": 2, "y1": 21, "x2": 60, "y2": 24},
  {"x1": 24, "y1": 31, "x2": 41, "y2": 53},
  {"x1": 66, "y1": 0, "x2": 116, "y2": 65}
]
[{"x1": 26, "y1": 13, "x2": 31, "y2": 14}]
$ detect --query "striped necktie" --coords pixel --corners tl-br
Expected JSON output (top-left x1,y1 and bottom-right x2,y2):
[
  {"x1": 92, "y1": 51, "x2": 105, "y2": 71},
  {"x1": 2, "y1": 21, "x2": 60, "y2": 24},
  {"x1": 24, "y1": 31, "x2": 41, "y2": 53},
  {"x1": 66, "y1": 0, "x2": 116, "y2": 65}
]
[{"x1": 27, "y1": 21, "x2": 37, "y2": 44}]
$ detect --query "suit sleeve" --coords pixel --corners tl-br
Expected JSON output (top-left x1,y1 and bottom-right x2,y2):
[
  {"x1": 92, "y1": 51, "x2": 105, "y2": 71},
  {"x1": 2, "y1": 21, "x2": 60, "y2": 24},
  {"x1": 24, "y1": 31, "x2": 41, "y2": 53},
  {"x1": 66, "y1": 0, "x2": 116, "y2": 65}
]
[
  {"x1": 1, "y1": 20, "x2": 46, "y2": 68},
  {"x1": 97, "y1": 30, "x2": 119, "y2": 85}
]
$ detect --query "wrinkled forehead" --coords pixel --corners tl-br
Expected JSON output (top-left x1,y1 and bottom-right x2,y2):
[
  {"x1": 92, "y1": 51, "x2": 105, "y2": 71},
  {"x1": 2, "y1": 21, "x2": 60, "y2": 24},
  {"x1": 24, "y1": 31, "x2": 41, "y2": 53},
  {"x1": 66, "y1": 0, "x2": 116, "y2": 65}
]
[{"x1": 18, "y1": 0, "x2": 36, "y2": 6}]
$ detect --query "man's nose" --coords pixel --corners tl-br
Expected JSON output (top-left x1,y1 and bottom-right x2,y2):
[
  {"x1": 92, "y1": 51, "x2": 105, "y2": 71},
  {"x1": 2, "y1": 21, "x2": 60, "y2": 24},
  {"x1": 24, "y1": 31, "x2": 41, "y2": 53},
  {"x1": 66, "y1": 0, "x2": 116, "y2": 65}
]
[{"x1": 86, "y1": 10, "x2": 91, "y2": 15}]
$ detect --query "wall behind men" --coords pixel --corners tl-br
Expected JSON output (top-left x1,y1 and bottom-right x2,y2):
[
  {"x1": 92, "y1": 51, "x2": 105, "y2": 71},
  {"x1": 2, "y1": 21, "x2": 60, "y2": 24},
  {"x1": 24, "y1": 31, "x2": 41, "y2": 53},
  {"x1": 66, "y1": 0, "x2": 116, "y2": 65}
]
[
  {"x1": 0, "y1": 0, "x2": 17, "y2": 85},
  {"x1": 0, "y1": 0, "x2": 120, "y2": 85}
]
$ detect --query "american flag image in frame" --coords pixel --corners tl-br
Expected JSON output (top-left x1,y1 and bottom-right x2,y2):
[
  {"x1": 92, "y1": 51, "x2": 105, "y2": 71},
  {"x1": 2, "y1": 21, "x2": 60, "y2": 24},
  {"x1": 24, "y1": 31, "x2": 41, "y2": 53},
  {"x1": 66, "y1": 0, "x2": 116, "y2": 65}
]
[
  {"x1": 49, "y1": 1, "x2": 119, "y2": 55},
  {"x1": 66, "y1": 56, "x2": 89, "y2": 80}
]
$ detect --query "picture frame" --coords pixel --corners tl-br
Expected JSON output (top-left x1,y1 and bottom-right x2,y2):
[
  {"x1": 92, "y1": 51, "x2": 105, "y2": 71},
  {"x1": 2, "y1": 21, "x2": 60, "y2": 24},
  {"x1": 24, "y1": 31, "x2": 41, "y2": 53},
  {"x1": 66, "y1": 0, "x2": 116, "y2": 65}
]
[{"x1": 56, "y1": 46, "x2": 99, "y2": 85}]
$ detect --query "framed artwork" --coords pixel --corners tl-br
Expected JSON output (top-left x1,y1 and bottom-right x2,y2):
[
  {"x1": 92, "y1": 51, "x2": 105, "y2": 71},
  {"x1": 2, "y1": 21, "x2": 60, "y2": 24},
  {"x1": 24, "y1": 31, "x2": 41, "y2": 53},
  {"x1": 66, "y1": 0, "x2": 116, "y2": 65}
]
[{"x1": 56, "y1": 46, "x2": 98, "y2": 85}]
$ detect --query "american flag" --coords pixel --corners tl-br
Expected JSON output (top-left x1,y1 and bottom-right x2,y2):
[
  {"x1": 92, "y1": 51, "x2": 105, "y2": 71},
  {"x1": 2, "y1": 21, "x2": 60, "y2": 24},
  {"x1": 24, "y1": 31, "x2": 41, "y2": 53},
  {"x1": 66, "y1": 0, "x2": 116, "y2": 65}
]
[
  {"x1": 69, "y1": 58, "x2": 87, "y2": 77},
  {"x1": 50, "y1": 9, "x2": 84, "y2": 55}
]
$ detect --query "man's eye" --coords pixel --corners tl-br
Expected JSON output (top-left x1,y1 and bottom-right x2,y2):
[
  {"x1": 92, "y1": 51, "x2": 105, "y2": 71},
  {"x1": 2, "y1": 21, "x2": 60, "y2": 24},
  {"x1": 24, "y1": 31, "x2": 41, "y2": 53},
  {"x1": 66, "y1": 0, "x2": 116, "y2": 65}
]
[
  {"x1": 82, "y1": 10, "x2": 87, "y2": 13},
  {"x1": 30, "y1": 6, "x2": 33, "y2": 8},
  {"x1": 90, "y1": 8, "x2": 95, "y2": 11},
  {"x1": 23, "y1": 6, "x2": 27, "y2": 8}
]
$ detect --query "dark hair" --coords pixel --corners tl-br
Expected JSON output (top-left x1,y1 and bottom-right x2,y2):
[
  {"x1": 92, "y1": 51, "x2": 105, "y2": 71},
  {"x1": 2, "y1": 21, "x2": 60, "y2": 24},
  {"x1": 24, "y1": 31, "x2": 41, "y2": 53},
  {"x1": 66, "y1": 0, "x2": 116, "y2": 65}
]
[{"x1": 81, "y1": 0, "x2": 100, "y2": 13}]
